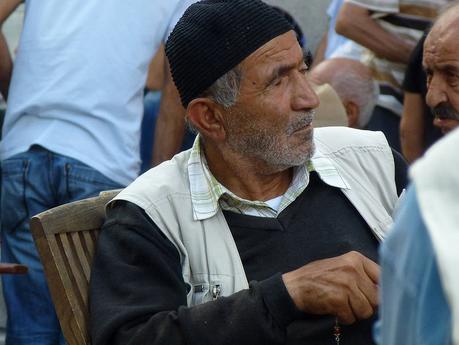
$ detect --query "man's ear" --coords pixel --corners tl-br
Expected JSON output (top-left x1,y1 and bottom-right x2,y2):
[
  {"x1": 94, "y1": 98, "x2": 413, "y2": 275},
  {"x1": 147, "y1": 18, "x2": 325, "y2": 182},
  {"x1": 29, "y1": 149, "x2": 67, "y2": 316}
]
[
  {"x1": 187, "y1": 98, "x2": 226, "y2": 141},
  {"x1": 345, "y1": 101, "x2": 359, "y2": 128}
]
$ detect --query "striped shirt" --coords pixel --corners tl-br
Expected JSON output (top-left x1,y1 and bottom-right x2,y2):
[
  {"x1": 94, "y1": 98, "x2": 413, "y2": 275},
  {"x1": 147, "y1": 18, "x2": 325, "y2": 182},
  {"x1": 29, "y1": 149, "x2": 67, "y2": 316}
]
[
  {"x1": 345, "y1": 0, "x2": 451, "y2": 115},
  {"x1": 187, "y1": 136, "x2": 350, "y2": 220}
]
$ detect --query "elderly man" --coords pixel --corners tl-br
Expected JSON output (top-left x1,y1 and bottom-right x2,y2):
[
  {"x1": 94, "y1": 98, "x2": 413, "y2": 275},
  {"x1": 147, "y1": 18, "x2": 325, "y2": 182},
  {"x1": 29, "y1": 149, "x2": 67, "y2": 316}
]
[
  {"x1": 90, "y1": 1, "x2": 407, "y2": 344},
  {"x1": 310, "y1": 58, "x2": 378, "y2": 129},
  {"x1": 401, "y1": 7, "x2": 459, "y2": 163},
  {"x1": 424, "y1": 6, "x2": 459, "y2": 135},
  {"x1": 377, "y1": 5, "x2": 459, "y2": 344},
  {"x1": 151, "y1": 4, "x2": 307, "y2": 165},
  {"x1": 401, "y1": 2, "x2": 459, "y2": 163}
]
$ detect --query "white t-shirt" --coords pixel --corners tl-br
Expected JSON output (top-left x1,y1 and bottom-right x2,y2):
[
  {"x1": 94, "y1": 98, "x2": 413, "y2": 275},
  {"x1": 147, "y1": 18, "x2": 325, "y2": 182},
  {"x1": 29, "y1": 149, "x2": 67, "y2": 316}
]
[{"x1": 1, "y1": 0, "x2": 195, "y2": 185}]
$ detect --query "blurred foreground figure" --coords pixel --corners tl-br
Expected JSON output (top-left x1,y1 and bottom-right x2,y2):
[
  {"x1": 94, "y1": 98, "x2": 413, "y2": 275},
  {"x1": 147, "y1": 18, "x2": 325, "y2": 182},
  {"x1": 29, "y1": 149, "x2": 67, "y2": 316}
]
[
  {"x1": 0, "y1": 0, "x2": 193, "y2": 344},
  {"x1": 378, "y1": 6, "x2": 459, "y2": 343},
  {"x1": 378, "y1": 128, "x2": 459, "y2": 344}
]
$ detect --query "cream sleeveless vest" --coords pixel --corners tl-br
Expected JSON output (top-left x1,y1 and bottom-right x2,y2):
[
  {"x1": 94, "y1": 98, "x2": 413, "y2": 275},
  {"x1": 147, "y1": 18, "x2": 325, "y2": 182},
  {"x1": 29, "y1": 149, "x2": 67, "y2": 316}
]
[{"x1": 113, "y1": 127, "x2": 399, "y2": 306}]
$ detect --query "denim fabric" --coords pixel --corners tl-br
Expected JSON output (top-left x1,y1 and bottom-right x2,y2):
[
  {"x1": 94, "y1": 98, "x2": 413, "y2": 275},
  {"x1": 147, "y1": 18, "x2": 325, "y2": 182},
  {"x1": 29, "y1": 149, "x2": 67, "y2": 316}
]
[
  {"x1": 1, "y1": 146, "x2": 123, "y2": 345},
  {"x1": 375, "y1": 186, "x2": 452, "y2": 345}
]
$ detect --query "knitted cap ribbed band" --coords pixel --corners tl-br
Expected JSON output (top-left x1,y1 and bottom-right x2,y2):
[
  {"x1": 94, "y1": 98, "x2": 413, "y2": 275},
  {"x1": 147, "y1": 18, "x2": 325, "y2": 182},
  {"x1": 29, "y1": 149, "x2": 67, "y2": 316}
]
[{"x1": 166, "y1": 0, "x2": 293, "y2": 107}]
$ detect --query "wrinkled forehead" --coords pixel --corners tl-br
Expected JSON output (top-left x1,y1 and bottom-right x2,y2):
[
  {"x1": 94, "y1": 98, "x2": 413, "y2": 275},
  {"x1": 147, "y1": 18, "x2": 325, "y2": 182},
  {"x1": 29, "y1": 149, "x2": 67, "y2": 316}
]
[
  {"x1": 424, "y1": 22, "x2": 459, "y2": 68},
  {"x1": 240, "y1": 31, "x2": 304, "y2": 73},
  {"x1": 426, "y1": 11, "x2": 459, "y2": 50}
]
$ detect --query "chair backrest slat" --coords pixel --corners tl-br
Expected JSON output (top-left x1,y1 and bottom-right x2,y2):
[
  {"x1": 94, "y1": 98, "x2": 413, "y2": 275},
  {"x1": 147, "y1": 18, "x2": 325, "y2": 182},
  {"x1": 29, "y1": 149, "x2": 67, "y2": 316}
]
[
  {"x1": 60, "y1": 233, "x2": 88, "y2": 306},
  {"x1": 82, "y1": 230, "x2": 98, "y2": 264},
  {"x1": 70, "y1": 231, "x2": 92, "y2": 282},
  {"x1": 30, "y1": 189, "x2": 120, "y2": 345}
]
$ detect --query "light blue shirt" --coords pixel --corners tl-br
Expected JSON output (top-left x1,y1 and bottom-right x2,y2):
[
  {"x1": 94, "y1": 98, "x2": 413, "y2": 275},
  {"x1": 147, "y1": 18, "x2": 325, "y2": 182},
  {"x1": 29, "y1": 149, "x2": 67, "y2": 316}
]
[
  {"x1": 1, "y1": 0, "x2": 194, "y2": 186},
  {"x1": 325, "y1": 0, "x2": 351, "y2": 59},
  {"x1": 376, "y1": 186, "x2": 452, "y2": 344}
]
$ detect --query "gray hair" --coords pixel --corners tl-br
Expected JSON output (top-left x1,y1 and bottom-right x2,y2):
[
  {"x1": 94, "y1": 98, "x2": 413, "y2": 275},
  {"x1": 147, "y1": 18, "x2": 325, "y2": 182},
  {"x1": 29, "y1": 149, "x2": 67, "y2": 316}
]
[
  {"x1": 186, "y1": 66, "x2": 242, "y2": 134},
  {"x1": 329, "y1": 69, "x2": 378, "y2": 128}
]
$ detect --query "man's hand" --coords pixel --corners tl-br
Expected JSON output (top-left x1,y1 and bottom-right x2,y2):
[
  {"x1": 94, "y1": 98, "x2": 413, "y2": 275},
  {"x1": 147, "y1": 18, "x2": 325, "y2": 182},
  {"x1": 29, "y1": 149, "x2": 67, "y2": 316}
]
[{"x1": 282, "y1": 251, "x2": 379, "y2": 324}]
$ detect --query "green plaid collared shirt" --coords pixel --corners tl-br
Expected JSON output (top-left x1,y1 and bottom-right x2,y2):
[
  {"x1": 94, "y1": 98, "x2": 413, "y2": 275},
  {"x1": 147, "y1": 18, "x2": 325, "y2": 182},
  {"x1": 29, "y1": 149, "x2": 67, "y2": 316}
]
[{"x1": 187, "y1": 137, "x2": 316, "y2": 220}]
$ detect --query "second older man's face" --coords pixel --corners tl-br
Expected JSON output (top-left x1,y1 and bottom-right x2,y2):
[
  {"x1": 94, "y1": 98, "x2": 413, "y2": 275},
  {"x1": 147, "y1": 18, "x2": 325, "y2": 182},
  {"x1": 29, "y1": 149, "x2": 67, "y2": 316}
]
[
  {"x1": 223, "y1": 31, "x2": 319, "y2": 171},
  {"x1": 424, "y1": 23, "x2": 459, "y2": 135}
]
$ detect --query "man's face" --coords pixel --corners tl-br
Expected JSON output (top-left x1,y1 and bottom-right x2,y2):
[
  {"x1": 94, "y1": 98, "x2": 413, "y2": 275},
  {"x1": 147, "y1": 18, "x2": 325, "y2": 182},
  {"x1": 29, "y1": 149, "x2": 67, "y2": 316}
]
[
  {"x1": 223, "y1": 31, "x2": 319, "y2": 171},
  {"x1": 424, "y1": 24, "x2": 459, "y2": 135}
]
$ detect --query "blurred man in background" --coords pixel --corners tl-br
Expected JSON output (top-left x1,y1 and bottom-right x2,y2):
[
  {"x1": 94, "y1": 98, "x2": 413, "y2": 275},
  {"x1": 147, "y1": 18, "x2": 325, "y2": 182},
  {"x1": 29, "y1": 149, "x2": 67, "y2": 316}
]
[{"x1": 310, "y1": 58, "x2": 378, "y2": 129}]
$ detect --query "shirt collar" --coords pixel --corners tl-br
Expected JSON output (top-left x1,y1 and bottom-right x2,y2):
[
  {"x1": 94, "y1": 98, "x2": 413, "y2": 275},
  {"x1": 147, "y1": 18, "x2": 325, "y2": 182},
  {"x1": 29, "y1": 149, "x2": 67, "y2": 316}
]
[{"x1": 188, "y1": 136, "x2": 350, "y2": 221}]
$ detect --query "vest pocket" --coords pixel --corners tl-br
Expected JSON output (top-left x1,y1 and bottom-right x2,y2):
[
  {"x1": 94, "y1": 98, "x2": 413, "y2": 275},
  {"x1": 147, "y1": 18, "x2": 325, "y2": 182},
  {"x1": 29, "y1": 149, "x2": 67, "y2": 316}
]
[{"x1": 191, "y1": 282, "x2": 223, "y2": 305}]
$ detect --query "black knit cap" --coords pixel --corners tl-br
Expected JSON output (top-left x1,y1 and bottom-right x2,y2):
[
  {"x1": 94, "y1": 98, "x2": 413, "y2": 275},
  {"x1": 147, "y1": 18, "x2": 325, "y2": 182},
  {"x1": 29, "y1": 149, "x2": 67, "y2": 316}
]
[{"x1": 166, "y1": 0, "x2": 294, "y2": 107}]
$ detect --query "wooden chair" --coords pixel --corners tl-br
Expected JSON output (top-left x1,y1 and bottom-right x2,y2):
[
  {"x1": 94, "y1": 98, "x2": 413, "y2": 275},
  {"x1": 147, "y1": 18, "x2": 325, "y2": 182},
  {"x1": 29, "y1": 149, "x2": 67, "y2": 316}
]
[{"x1": 30, "y1": 190, "x2": 120, "y2": 345}]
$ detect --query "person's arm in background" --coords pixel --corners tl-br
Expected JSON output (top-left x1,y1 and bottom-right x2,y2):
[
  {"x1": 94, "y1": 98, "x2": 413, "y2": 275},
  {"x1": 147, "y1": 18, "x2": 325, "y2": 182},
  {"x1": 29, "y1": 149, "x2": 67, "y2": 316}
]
[
  {"x1": 152, "y1": 57, "x2": 186, "y2": 166},
  {"x1": 400, "y1": 93, "x2": 426, "y2": 163},
  {"x1": 145, "y1": 44, "x2": 165, "y2": 92},
  {"x1": 0, "y1": 0, "x2": 22, "y2": 100},
  {"x1": 312, "y1": 32, "x2": 327, "y2": 69},
  {"x1": 151, "y1": 0, "x2": 197, "y2": 166},
  {"x1": 335, "y1": 2, "x2": 414, "y2": 64},
  {"x1": 400, "y1": 33, "x2": 430, "y2": 164},
  {"x1": 0, "y1": 32, "x2": 11, "y2": 100}
]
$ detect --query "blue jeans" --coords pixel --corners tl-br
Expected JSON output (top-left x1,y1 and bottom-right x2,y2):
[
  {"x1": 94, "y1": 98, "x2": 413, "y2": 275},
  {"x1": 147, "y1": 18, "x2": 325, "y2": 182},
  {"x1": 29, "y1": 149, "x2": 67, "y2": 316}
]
[{"x1": 0, "y1": 146, "x2": 124, "y2": 345}]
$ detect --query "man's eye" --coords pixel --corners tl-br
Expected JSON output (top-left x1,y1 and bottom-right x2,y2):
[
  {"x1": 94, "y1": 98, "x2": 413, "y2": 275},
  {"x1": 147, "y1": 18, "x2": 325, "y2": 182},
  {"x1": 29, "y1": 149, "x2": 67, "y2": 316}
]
[
  {"x1": 274, "y1": 78, "x2": 283, "y2": 86},
  {"x1": 446, "y1": 72, "x2": 459, "y2": 85}
]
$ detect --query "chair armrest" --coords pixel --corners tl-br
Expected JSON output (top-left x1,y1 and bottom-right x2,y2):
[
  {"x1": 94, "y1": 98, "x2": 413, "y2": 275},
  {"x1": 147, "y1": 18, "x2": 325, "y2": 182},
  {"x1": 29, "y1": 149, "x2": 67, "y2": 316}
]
[{"x1": 0, "y1": 263, "x2": 28, "y2": 274}]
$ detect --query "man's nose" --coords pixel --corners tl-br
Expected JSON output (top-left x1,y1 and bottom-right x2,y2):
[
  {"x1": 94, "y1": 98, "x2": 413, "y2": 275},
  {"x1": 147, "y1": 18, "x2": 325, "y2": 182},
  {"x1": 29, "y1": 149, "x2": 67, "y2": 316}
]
[
  {"x1": 292, "y1": 76, "x2": 320, "y2": 111},
  {"x1": 426, "y1": 75, "x2": 448, "y2": 108}
]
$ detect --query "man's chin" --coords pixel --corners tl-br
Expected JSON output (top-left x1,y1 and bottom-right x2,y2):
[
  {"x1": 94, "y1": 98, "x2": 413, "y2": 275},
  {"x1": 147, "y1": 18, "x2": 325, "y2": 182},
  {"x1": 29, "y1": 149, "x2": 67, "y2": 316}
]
[{"x1": 286, "y1": 142, "x2": 316, "y2": 168}]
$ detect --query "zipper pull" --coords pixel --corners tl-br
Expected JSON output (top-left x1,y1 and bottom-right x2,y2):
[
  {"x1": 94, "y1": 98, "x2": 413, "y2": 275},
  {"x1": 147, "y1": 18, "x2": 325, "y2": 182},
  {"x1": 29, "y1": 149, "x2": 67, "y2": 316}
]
[{"x1": 211, "y1": 284, "x2": 222, "y2": 300}]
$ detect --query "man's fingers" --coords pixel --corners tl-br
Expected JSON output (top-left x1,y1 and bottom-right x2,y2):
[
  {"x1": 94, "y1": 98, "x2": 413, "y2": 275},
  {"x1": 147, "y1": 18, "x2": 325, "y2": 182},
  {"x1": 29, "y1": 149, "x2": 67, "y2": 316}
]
[
  {"x1": 358, "y1": 281, "x2": 378, "y2": 309},
  {"x1": 336, "y1": 297, "x2": 356, "y2": 325},
  {"x1": 349, "y1": 285, "x2": 376, "y2": 320},
  {"x1": 362, "y1": 256, "x2": 380, "y2": 285},
  {"x1": 344, "y1": 252, "x2": 379, "y2": 319},
  {"x1": 356, "y1": 266, "x2": 379, "y2": 309}
]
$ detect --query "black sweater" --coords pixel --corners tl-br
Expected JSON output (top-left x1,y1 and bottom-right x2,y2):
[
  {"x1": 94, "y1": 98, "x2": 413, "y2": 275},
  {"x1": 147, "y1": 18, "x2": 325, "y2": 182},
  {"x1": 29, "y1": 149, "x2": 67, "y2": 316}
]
[{"x1": 90, "y1": 152, "x2": 407, "y2": 345}]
